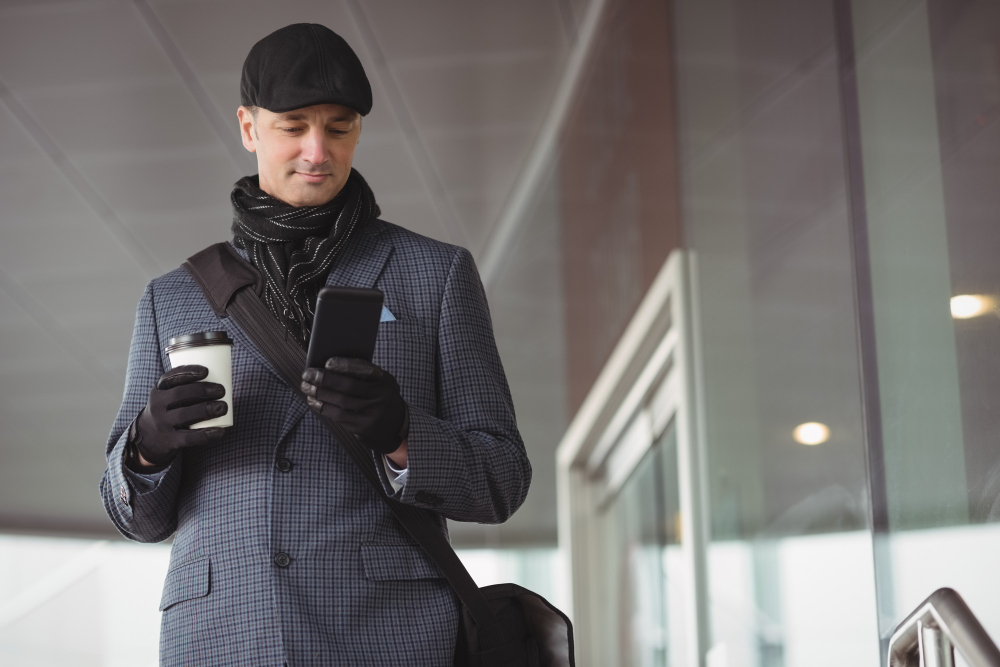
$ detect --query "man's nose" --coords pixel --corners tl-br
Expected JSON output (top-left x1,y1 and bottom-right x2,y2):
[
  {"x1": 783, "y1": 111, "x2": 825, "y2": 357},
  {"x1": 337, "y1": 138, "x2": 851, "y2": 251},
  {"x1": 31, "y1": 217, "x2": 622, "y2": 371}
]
[{"x1": 301, "y1": 127, "x2": 329, "y2": 166}]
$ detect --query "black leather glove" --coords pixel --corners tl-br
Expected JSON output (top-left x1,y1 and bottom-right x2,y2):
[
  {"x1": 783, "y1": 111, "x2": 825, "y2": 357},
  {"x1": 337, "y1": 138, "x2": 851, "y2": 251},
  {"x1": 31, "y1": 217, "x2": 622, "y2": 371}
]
[
  {"x1": 129, "y1": 365, "x2": 228, "y2": 467},
  {"x1": 300, "y1": 357, "x2": 409, "y2": 455}
]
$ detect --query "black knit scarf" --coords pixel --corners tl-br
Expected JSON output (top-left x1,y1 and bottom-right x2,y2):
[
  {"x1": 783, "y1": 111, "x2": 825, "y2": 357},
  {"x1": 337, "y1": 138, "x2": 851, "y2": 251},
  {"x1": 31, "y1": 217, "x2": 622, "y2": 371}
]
[{"x1": 230, "y1": 168, "x2": 380, "y2": 346}]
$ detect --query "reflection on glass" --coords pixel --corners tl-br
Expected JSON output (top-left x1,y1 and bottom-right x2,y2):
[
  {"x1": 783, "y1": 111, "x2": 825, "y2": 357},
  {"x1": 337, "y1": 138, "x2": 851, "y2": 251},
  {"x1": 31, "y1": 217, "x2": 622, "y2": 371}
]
[
  {"x1": 949, "y1": 294, "x2": 995, "y2": 320},
  {"x1": 792, "y1": 422, "x2": 831, "y2": 446}
]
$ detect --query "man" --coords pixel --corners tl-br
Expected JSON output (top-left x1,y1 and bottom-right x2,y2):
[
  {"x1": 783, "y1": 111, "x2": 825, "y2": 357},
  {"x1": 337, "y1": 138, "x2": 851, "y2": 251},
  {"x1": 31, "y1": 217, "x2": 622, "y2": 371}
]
[{"x1": 99, "y1": 23, "x2": 530, "y2": 666}]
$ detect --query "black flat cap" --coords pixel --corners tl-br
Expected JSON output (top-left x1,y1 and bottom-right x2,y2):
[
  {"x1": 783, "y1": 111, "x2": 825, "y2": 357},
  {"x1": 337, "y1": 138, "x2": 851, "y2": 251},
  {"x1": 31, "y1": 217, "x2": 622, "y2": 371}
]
[{"x1": 240, "y1": 23, "x2": 372, "y2": 116}]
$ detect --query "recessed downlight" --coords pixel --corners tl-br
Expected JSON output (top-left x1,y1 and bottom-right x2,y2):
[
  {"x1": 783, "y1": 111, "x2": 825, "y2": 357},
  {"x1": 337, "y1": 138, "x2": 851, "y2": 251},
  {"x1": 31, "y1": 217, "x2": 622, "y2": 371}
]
[
  {"x1": 951, "y1": 294, "x2": 995, "y2": 319},
  {"x1": 793, "y1": 422, "x2": 830, "y2": 446}
]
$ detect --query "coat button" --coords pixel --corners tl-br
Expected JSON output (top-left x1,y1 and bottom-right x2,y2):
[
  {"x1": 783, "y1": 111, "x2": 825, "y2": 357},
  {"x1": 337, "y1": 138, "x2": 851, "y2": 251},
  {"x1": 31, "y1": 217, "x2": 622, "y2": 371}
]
[
  {"x1": 275, "y1": 458, "x2": 292, "y2": 473},
  {"x1": 415, "y1": 490, "x2": 444, "y2": 508},
  {"x1": 274, "y1": 552, "x2": 291, "y2": 568}
]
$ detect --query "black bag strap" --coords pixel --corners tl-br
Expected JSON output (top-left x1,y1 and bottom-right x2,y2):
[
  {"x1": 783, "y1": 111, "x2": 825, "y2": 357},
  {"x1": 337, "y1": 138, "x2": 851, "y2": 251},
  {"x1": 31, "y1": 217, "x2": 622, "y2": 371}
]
[{"x1": 184, "y1": 243, "x2": 509, "y2": 651}]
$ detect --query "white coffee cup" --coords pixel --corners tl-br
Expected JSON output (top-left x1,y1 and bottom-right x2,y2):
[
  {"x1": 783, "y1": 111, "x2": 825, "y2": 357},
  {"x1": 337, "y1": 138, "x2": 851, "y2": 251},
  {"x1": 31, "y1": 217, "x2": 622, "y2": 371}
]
[{"x1": 165, "y1": 331, "x2": 234, "y2": 429}]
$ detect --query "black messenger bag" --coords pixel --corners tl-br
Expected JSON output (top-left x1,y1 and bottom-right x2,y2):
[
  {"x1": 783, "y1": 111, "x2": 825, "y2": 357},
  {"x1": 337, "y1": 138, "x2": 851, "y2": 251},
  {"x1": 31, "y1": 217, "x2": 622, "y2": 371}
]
[{"x1": 184, "y1": 242, "x2": 575, "y2": 667}]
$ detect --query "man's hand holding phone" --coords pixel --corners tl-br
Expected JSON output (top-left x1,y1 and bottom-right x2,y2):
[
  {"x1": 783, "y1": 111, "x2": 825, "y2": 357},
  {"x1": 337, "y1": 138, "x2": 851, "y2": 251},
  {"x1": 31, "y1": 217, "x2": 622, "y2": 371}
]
[
  {"x1": 301, "y1": 357, "x2": 410, "y2": 462},
  {"x1": 301, "y1": 286, "x2": 408, "y2": 464}
]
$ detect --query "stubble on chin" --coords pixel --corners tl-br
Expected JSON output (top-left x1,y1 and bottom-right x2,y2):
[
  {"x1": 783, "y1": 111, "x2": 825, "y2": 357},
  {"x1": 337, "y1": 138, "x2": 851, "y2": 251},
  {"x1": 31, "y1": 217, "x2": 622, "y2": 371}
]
[{"x1": 290, "y1": 183, "x2": 339, "y2": 207}]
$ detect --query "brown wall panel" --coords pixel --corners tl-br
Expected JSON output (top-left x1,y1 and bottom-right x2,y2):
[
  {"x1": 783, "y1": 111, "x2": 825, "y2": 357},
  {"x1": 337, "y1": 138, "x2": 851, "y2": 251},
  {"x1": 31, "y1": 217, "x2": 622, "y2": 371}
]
[{"x1": 559, "y1": 0, "x2": 683, "y2": 414}]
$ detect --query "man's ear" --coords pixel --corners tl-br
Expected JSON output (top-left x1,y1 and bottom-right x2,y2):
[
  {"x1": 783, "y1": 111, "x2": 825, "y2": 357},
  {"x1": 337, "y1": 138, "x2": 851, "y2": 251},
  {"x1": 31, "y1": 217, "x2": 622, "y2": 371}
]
[{"x1": 237, "y1": 106, "x2": 258, "y2": 153}]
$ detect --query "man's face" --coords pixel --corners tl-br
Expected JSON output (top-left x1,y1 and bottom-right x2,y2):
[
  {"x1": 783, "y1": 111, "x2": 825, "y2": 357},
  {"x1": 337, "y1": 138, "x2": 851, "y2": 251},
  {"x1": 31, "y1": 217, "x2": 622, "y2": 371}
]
[{"x1": 237, "y1": 103, "x2": 361, "y2": 207}]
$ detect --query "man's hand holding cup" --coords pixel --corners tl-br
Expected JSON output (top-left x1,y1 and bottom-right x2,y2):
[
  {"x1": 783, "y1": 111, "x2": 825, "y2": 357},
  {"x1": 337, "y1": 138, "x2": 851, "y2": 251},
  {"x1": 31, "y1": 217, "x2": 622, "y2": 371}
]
[{"x1": 128, "y1": 365, "x2": 228, "y2": 470}]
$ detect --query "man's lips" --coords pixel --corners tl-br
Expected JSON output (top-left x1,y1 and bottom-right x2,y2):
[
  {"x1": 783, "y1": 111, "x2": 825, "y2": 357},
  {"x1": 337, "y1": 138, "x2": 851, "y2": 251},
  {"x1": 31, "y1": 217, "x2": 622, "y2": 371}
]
[{"x1": 297, "y1": 172, "x2": 330, "y2": 183}]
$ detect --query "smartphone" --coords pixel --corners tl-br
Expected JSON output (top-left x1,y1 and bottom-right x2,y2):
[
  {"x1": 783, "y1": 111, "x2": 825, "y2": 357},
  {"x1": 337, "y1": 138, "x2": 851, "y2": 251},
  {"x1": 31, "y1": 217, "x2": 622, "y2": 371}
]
[{"x1": 305, "y1": 286, "x2": 384, "y2": 369}]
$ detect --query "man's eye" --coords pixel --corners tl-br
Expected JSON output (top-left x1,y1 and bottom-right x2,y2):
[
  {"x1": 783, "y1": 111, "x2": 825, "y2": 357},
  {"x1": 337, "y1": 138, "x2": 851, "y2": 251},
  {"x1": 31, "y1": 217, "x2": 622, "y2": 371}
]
[
  {"x1": 281, "y1": 128, "x2": 301, "y2": 133},
  {"x1": 329, "y1": 129, "x2": 348, "y2": 135}
]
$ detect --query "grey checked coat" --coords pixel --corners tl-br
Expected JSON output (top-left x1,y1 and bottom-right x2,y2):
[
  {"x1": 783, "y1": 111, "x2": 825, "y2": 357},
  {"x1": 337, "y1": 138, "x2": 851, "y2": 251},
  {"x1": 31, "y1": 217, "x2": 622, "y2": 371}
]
[{"x1": 99, "y1": 219, "x2": 531, "y2": 666}]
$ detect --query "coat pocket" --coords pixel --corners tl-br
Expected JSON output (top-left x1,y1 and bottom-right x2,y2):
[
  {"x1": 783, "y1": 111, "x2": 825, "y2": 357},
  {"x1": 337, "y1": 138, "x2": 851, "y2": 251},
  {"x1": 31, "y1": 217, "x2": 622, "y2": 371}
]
[
  {"x1": 376, "y1": 318, "x2": 430, "y2": 339},
  {"x1": 159, "y1": 556, "x2": 211, "y2": 611},
  {"x1": 361, "y1": 543, "x2": 444, "y2": 581}
]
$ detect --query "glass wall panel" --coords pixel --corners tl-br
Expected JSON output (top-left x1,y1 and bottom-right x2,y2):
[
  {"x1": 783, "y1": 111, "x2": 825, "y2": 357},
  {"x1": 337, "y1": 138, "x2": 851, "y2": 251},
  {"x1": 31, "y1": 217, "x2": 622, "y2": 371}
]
[
  {"x1": 848, "y1": 0, "x2": 1000, "y2": 646},
  {"x1": 673, "y1": 0, "x2": 880, "y2": 663}
]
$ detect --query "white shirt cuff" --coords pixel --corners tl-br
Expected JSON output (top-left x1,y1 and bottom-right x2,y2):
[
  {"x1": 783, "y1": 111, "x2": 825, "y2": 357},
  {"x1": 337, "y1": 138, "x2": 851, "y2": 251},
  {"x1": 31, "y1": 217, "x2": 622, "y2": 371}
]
[{"x1": 381, "y1": 454, "x2": 408, "y2": 493}]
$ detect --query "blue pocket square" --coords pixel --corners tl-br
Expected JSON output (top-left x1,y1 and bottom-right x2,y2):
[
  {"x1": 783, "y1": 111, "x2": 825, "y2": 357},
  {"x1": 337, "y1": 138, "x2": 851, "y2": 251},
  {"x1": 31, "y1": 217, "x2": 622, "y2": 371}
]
[{"x1": 380, "y1": 305, "x2": 396, "y2": 322}]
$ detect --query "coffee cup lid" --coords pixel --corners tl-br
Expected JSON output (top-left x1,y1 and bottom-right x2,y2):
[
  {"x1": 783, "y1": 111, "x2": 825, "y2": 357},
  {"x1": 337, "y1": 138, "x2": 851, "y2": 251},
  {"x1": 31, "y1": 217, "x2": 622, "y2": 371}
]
[{"x1": 165, "y1": 330, "x2": 233, "y2": 354}]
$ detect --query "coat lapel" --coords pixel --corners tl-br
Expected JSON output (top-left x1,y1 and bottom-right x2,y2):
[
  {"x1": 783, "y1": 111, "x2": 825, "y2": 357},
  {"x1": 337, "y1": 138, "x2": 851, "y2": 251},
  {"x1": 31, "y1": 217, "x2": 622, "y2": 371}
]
[{"x1": 322, "y1": 220, "x2": 394, "y2": 290}]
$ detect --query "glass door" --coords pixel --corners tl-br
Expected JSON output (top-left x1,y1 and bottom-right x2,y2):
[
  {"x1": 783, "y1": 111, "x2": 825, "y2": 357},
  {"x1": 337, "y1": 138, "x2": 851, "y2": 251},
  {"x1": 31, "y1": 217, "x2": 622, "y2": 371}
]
[
  {"x1": 557, "y1": 251, "x2": 709, "y2": 667},
  {"x1": 594, "y1": 422, "x2": 684, "y2": 667}
]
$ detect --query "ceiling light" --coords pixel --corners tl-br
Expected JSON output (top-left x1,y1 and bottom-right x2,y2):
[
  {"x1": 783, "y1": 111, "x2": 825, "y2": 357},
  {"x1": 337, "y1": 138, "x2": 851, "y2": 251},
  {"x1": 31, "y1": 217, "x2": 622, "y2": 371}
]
[
  {"x1": 951, "y1": 294, "x2": 995, "y2": 319},
  {"x1": 793, "y1": 422, "x2": 830, "y2": 446}
]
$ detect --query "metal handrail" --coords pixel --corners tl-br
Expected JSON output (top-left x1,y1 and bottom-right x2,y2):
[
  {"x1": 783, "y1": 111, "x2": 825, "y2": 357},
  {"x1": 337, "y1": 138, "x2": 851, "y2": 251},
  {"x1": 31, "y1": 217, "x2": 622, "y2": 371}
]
[{"x1": 888, "y1": 588, "x2": 1000, "y2": 666}]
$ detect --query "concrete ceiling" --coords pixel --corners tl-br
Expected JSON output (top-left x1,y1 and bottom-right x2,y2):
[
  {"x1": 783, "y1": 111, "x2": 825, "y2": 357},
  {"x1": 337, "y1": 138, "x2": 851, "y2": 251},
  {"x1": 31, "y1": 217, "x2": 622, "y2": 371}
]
[{"x1": 0, "y1": 0, "x2": 588, "y2": 546}]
